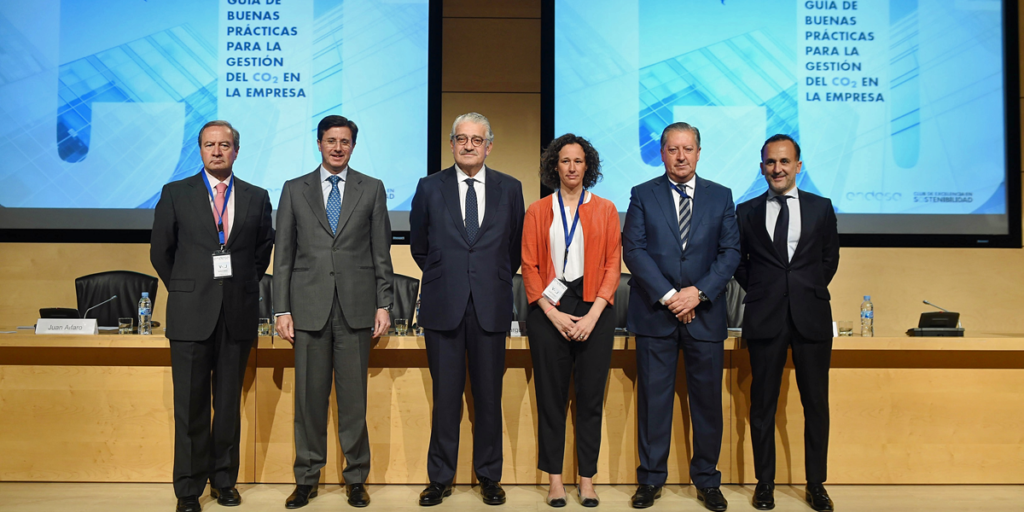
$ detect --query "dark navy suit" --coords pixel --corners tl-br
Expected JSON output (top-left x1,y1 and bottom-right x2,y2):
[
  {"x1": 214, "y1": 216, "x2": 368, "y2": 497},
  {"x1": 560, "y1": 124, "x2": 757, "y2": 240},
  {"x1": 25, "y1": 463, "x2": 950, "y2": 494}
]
[
  {"x1": 623, "y1": 174, "x2": 739, "y2": 488},
  {"x1": 410, "y1": 165, "x2": 525, "y2": 484}
]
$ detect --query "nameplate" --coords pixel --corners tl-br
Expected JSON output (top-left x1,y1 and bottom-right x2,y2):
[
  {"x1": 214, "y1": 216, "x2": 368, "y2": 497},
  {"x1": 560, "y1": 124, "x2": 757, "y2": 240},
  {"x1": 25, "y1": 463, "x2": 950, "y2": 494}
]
[
  {"x1": 35, "y1": 318, "x2": 99, "y2": 335},
  {"x1": 509, "y1": 321, "x2": 527, "y2": 337}
]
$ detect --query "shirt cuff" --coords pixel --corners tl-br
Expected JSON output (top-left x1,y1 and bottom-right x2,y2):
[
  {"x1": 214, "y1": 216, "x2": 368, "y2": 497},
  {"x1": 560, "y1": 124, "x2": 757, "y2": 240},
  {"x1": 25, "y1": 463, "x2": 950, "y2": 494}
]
[
  {"x1": 274, "y1": 312, "x2": 290, "y2": 317},
  {"x1": 659, "y1": 289, "x2": 677, "y2": 305}
]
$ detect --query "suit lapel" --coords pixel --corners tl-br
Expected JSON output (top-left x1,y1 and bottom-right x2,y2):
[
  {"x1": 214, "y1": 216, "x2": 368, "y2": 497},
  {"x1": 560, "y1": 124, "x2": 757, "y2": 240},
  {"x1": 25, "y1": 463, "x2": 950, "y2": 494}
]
[
  {"x1": 334, "y1": 169, "x2": 364, "y2": 238},
  {"x1": 750, "y1": 193, "x2": 781, "y2": 262},
  {"x1": 187, "y1": 172, "x2": 222, "y2": 244},
  {"x1": 687, "y1": 177, "x2": 710, "y2": 251},
  {"x1": 472, "y1": 167, "x2": 501, "y2": 244},
  {"x1": 791, "y1": 192, "x2": 813, "y2": 262},
  {"x1": 652, "y1": 175, "x2": 682, "y2": 248},
  {"x1": 439, "y1": 167, "x2": 470, "y2": 244},
  {"x1": 226, "y1": 177, "x2": 250, "y2": 249},
  {"x1": 301, "y1": 168, "x2": 333, "y2": 236}
]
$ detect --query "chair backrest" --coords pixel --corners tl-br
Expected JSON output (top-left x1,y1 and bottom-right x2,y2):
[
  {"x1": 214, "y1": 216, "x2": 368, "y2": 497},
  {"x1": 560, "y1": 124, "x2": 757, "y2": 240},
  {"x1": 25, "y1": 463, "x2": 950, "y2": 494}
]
[
  {"x1": 614, "y1": 273, "x2": 631, "y2": 330},
  {"x1": 725, "y1": 277, "x2": 746, "y2": 328},
  {"x1": 75, "y1": 271, "x2": 159, "y2": 327},
  {"x1": 511, "y1": 274, "x2": 530, "y2": 322},
  {"x1": 258, "y1": 273, "x2": 273, "y2": 319},
  {"x1": 392, "y1": 274, "x2": 420, "y2": 326}
]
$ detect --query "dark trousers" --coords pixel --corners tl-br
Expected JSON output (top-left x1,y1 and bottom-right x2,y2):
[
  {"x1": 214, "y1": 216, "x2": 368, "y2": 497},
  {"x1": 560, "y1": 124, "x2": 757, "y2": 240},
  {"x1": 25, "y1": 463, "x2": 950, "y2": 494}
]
[
  {"x1": 170, "y1": 310, "x2": 252, "y2": 498},
  {"x1": 747, "y1": 308, "x2": 832, "y2": 484},
  {"x1": 424, "y1": 295, "x2": 506, "y2": 484},
  {"x1": 292, "y1": 293, "x2": 372, "y2": 485},
  {"x1": 526, "y1": 278, "x2": 615, "y2": 477},
  {"x1": 636, "y1": 325, "x2": 724, "y2": 488}
]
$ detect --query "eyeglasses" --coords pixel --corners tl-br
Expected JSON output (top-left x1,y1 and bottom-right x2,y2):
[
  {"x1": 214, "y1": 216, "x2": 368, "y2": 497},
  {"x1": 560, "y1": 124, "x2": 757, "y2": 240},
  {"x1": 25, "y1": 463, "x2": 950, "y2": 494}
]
[
  {"x1": 321, "y1": 138, "x2": 352, "y2": 149},
  {"x1": 453, "y1": 135, "x2": 489, "y2": 147}
]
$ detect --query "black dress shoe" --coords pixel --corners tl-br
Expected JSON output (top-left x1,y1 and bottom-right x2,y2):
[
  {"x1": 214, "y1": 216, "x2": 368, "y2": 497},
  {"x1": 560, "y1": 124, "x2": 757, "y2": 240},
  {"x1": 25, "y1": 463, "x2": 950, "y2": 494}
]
[
  {"x1": 210, "y1": 487, "x2": 241, "y2": 507},
  {"x1": 577, "y1": 486, "x2": 600, "y2": 508},
  {"x1": 696, "y1": 487, "x2": 728, "y2": 511},
  {"x1": 347, "y1": 483, "x2": 370, "y2": 507},
  {"x1": 546, "y1": 485, "x2": 566, "y2": 508},
  {"x1": 286, "y1": 485, "x2": 318, "y2": 509},
  {"x1": 805, "y1": 484, "x2": 834, "y2": 512},
  {"x1": 478, "y1": 477, "x2": 506, "y2": 505},
  {"x1": 752, "y1": 483, "x2": 775, "y2": 510},
  {"x1": 419, "y1": 482, "x2": 453, "y2": 506},
  {"x1": 630, "y1": 485, "x2": 662, "y2": 508},
  {"x1": 176, "y1": 496, "x2": 201, "y2": 512}
]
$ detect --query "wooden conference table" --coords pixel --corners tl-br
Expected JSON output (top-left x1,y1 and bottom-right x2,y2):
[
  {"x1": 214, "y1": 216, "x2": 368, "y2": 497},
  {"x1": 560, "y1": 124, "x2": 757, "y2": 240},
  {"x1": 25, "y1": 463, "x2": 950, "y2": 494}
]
[{"x1": 1, "y1": 330, "x2": 1022, "y2": 484}]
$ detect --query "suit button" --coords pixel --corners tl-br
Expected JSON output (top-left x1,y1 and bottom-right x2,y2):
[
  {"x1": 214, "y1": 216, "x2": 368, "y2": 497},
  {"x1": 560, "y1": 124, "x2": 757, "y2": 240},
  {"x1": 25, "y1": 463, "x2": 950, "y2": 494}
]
[
  {"x1": 218, "y1": 281, "x2": 223, "y2": 286},
  {"x1": 330, "y1": 271, "x2": 335, "y2": 276},
  {"x1": 783, "y1": 292, "x2": 788, "y2": 297},
  {"x1": 469, "y1": 248, "x2": 475, "y2": 253}
]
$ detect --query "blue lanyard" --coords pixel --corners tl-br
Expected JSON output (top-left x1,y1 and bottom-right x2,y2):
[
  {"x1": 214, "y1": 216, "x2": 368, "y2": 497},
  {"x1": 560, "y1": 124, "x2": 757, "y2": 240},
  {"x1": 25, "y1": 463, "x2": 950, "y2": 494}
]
[
  {"x1": 557, "y1": 190, "x2": 586, "y2": 274},
  {"x1": 669, "y1": 182, "x2": 689, "y2": 200},
  {"x1": 200, "y1": 170, "x2": 234, "y2": 246}
]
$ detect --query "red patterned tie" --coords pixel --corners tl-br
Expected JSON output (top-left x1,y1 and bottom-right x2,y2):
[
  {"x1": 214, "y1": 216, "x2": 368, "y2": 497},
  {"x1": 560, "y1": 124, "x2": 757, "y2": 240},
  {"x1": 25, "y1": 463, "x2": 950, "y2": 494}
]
[{"x1": 215, "y1": 182, "x2": 229, "y2": 243}]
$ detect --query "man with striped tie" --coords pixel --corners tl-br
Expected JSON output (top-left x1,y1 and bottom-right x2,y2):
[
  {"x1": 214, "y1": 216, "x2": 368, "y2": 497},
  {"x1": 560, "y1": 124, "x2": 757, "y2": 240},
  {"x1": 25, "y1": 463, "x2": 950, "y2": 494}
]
[
  {"x1": 274, "y1": 115, "x2": 394, "y2": 509},
  {"x1": 622, "y1": 122, "x2": 740, "y2": 511}
]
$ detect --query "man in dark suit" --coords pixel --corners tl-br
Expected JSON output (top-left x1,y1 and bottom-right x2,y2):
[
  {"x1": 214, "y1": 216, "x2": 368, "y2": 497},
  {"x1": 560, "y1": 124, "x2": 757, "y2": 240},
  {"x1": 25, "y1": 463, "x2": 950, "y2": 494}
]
[
  {"x1": 274, "y1": 115, "x2": 394, "y2": 509},
  {"x1": 410, "y1": 112, "x2": 525, "y2": 506},
  {"x1": 734, "y1": 134, "x2": 840, "y2": 512},
  {"x1": 151, "y1": 120, "x2": 274, "y2": 512},
  {"x1": 623, "y1": 122, "x2": 739, "y2": 511}
]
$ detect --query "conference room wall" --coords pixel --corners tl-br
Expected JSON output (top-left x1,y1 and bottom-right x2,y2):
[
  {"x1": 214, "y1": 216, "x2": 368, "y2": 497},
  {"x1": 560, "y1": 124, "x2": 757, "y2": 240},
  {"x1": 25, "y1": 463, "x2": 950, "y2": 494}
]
[{"x1": 1, "y1": 0, "x2": 1023, "y2": 335}]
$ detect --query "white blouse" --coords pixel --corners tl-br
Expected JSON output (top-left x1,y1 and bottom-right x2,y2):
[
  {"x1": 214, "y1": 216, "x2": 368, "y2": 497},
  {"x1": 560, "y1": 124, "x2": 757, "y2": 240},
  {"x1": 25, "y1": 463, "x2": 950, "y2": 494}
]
[{"x1": 549, "y1": 191, "x2": 592, "y2": 282}]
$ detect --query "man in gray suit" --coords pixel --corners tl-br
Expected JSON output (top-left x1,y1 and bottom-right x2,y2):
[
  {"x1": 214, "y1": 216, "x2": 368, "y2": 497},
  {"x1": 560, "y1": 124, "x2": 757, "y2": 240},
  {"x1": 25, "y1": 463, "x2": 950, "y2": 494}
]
[{"x1": 274, "y1": 115, "x2": 394, "y2": 509}]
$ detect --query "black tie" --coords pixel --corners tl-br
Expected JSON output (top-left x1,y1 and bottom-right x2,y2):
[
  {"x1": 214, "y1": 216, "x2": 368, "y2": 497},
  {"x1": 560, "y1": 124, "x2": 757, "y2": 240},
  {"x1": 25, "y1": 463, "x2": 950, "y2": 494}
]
[
  {"x1": 465, "y1": 178, "x2": 479, "y2": 244},
  {"x1": 773, "y1": 195, "x2": 791, "y2": 262}
]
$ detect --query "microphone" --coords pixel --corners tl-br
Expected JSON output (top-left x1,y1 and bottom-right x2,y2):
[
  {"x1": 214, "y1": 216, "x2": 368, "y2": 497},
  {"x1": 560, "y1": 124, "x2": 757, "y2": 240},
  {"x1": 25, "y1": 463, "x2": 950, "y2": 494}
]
[
  {"x1": 83, "y1": 295, "x2": 118, "y2": 319},
  {"x1": 922, "y1": 300, "x2": 950, "y2": 313}
]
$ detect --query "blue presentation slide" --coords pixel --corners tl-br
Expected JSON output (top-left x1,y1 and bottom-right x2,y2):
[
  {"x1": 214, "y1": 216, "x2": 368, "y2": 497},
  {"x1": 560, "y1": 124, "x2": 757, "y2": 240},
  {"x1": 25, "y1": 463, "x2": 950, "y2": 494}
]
[
  {"x1": 0, "y1": 0, "x2": 428, "y2": 212},
  {"x1": 555, "y1": 0, "x2": 1007, "y2": 216}
]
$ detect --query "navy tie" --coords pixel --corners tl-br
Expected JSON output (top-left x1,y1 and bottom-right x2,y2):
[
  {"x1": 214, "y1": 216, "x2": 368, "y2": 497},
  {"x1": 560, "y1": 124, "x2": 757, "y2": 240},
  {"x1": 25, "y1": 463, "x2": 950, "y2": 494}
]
[
  {"x1": 773, "y1": 195, "x2": 791, "y2": 262},
  {"x1": 465, "y1": 178, "x2": 479, "y2": 244},
  {"x1": 326, "y1": 175, "x2": 342, "y2": 234}
]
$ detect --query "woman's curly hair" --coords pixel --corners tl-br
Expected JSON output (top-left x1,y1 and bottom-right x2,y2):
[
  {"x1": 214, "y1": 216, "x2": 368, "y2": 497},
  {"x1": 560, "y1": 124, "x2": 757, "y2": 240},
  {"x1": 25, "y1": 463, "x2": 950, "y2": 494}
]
[{"x1": 539, "y1": 133, "x2": 602, "y2": 190}]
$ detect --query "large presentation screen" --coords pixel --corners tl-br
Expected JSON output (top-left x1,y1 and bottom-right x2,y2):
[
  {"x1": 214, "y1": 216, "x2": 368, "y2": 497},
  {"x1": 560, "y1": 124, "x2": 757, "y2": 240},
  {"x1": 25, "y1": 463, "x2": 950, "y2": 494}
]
[
  {"x1": 554, "y1": 0, "x2": 1018, "y2": 244},
  {"x1": 0, "y1": 0, "x2": 429, "y2": 233}
]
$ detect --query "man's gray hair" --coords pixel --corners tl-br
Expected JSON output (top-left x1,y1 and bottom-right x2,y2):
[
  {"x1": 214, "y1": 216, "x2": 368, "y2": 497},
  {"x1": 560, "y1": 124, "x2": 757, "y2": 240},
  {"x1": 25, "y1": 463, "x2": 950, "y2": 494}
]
[
  {"x1": 198, "y1": 120, "x2": 240, "y2": 149},
  {"x1": 660, "y1": 122, "x2": 700, "y2": 149},
  {"x1": 450, "y1": 112, "x2": 494, "y2": 142}
]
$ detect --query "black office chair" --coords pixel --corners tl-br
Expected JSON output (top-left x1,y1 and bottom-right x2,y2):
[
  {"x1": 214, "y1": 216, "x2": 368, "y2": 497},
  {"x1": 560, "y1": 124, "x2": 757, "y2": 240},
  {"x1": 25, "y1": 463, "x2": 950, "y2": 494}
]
[
  {"x1": 511, "y1": 274, "x2": 530, "y2": 323},
  {"x1": 258, "y1": 273, "x2": 274, "y2": 319},
  {"x1": 392, "y1": 274, "x2": 420, "y2": 326},
  {"x1": 614, "y1": 273, "x2": 631, "y2": 333},
  {"x1": 75, "y1": 271, "x2": 159, "y2": 327}
]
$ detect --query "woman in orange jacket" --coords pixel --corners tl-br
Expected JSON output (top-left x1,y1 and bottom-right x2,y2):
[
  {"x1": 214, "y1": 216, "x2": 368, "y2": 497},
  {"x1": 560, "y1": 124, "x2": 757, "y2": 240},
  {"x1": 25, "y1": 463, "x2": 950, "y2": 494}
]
[{"x1": 522, "y1": 134, "x2": 621, "y2": 508}]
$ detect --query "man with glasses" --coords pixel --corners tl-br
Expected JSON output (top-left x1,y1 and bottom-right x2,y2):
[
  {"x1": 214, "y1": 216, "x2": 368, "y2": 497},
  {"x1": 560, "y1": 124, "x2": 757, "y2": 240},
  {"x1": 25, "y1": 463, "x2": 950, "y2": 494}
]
[
  {"x1": 410, "y1": 112, "x2": 525, "y2": 506},
  {"x1": 274, "y1": 115, "x2": 395, "y2": 508}
]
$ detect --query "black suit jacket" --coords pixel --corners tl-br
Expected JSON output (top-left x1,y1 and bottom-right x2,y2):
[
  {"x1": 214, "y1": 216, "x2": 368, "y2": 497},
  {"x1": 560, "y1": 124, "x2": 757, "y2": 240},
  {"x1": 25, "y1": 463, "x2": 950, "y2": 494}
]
[
  {"x1": 410, "y1": 166, "x2": 525, "y2": 333},
  {"x1": 734, "y1": 190, "x2": 840, "y2": 341},
  {"x1": 150, "y1": 172, "x2": 275, "y2": 341}
]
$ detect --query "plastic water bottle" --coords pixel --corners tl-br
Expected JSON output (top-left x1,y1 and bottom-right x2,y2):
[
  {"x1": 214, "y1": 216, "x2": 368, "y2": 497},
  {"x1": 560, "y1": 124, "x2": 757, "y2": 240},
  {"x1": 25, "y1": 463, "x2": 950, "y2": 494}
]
[
  {"x1": 860, "y1": 295, "x2": 873, "y2": 337},
  {"x1": 138, "y1": 292, "x2": 153, "y2": 335},
  {"x1": 414, "y1": 299, "x2": 422, "y2": 336}
]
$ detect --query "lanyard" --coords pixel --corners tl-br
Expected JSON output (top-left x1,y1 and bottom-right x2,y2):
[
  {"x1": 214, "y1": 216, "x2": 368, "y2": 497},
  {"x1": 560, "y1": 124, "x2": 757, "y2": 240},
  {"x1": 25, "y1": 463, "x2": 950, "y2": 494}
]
[
  {"x1": 669, "y1": 182, "x2": 689, "y2": 201},
  {"x1": 200, "y1": 170, "x2": 234, "y2": 247},
  {"x1": 557, "y1": 189, "x2": 586, "y2": 274}
]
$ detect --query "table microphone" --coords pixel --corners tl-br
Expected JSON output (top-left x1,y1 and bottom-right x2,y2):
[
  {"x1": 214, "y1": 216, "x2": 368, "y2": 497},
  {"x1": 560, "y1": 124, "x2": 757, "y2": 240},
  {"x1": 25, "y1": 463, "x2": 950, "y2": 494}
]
[
  {"x1": 83, "y1": 295, "x2": 118, "y2": 319},
  {"x1": 922, "y1": 300, "x2": 950, "y2": 313}
]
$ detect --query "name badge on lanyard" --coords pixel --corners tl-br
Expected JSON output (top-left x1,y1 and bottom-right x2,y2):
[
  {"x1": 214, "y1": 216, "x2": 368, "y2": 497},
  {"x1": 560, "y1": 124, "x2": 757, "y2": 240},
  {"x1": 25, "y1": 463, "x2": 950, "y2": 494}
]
[
  {"x1": 201, "y1": 171, "x2": 234, "y2": 279},
  {"x1": 544, "y1": 190, "x2": 585, "y2": 304}
]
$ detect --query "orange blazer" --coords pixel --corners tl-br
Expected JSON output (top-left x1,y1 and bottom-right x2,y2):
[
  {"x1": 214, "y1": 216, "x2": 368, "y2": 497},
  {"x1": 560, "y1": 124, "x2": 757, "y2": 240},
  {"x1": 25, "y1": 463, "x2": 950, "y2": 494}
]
[{"x1": 521, "y1": 192, "x2": 621, "y2": 305}]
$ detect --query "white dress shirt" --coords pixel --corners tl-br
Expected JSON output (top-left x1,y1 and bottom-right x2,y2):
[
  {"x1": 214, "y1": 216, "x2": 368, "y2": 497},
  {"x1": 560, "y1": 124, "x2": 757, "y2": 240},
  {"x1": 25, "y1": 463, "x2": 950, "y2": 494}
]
[
  {"x1": 455, "y1": 165, "x2": 486, "y2": 227},
  {"x1": 550, "y1": 191, "x2": 591, "y2": 282},
  {"x1": 319, "y1": 164, "x2": 349, "y2": 208},
  {"x1": 204, "y1": 170, "x2": 235, "y2": 241},
  {"x1": 766, "y1": 187, "x2": 801, "y2": 262},
  {"x1": 660, "y1": 174, "x2": 697, "y2": 303}
]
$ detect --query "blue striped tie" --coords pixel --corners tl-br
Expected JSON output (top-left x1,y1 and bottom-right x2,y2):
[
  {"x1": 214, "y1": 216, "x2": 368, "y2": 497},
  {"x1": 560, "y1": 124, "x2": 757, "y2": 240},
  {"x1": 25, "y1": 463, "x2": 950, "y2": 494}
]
[{"x1": 678, "y1": 186, "x2": 691, "y2": 246}]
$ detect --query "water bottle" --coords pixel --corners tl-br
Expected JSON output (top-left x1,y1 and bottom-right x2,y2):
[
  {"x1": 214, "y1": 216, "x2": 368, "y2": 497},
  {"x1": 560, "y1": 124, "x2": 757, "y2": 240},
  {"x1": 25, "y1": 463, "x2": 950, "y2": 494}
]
[
  {"x1": 414, "y1": 299, "x2": 422, "y2": 336},
  {"x1": 138, "y1": 292, "x2": 153, "y2": 335},
  {"x1": 860, "y1": 295, "x2": 873, "y2": 337}
]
